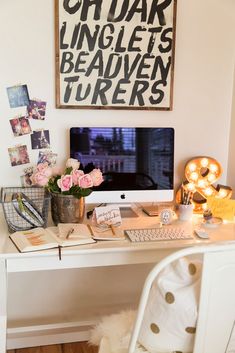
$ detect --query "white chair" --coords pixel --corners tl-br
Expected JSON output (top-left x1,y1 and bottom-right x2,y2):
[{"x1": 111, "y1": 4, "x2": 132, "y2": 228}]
[{"x1": 90, "y1": 242, "x2": 235, "y2": 353}]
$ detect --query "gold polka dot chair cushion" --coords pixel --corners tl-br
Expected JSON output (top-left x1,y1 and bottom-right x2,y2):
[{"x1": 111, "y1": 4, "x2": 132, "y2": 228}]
[{"x1": 138, "y1": 256, "x2": 202, "y2": 353}]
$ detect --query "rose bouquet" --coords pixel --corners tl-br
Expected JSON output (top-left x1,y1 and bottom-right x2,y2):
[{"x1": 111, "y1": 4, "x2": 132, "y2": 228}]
[{"x1": 31, "y1": 158, "x2": 103, "y2": 199}]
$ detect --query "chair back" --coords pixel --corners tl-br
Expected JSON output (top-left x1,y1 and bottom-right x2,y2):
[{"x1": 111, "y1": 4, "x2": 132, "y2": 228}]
[{"x1": 128, "y1": 242, "x2": 235, "y2": 353}]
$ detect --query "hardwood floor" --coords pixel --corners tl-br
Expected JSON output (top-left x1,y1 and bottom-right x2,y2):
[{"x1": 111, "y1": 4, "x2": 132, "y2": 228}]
[{"x1": 7, "y1": 341, "x2": 98, "y2": 353}]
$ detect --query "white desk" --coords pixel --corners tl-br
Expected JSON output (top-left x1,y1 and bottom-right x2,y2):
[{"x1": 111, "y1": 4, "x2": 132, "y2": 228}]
[{"x1": 0, "y1": 207, "x2": 235, "y2": 352}]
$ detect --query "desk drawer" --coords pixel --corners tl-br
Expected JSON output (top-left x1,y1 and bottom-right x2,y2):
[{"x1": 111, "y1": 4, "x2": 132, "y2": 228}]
[{"x1": 6, "y1": 247, "x2": 174, "y2": 272}]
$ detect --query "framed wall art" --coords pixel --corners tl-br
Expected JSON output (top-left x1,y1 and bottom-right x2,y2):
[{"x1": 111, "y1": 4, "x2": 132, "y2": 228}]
[{"x1": 55, "y1": 0, "x2": 177, "y2": 110}]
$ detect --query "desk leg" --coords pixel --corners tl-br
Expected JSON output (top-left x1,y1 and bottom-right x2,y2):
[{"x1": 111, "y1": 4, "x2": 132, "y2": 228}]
[{"x1": 0, "y1": 259, "x2": 7, "y2": 353}]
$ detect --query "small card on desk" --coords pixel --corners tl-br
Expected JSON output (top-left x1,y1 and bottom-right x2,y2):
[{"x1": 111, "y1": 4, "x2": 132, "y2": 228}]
[
  {"x1": 93, "y1": 205, "x2": 122, "y2": 226},
  {"x1": 89, "y1": 224, "x2": 125, "y2": 241},
  {"x1": 91, "y1": 205, "x2": 125, "y2": 240}
]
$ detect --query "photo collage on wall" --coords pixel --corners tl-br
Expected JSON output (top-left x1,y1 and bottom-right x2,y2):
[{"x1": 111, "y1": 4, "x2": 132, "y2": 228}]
[{"x1": 6, "y1": 84, "x2": 57, "y2": 186}]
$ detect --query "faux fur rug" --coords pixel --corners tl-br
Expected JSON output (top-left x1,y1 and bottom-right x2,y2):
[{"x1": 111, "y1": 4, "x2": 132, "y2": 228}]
[{"x1": 89, "y1": 309, "x2": 147, "y2": 353}]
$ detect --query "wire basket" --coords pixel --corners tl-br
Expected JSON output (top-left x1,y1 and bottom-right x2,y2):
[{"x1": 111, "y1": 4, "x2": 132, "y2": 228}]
[{"x1": 0, "y1": 187, "x2": 50, "y2": 233}]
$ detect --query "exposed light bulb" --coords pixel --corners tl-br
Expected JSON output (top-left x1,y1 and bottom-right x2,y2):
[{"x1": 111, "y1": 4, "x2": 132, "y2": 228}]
[
  {"x1": 190, "y1": 172, "x2": 199, "y2": 181},
  {"x1": 210, "y1": 163, "x2": 218, "y2": 173},
  {"x1": 188, "y1": 163, "x2": 197, "y2": 172},
  {"x1": 204, "y1": 187, "x2": 213, "y2": 196},
  {"x1": 200, "y1": 158, "x2": 209, "y2": 167},
  {"x1": 186, "y1": 183, "x2": 196, "y2": 191},
  {"x1": 197, "y1": 179, "x2": 207, "y2": 188},
  {"x1": 207, "y1": 174, "x2": 216, "y2": 182},
  {"x1": 218, "y1": 189, "x2": 227, "y2": 198}
]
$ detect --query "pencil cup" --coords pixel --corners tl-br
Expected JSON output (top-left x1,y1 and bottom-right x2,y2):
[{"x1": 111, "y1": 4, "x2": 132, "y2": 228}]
[{"x1": 178, "y1": 204, "x2": 193, "y2": 221}]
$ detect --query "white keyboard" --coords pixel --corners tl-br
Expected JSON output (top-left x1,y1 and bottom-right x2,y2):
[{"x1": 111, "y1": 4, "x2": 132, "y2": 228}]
[{"x1": 125, "y1": 227, "x2": 193, "y2": 243}]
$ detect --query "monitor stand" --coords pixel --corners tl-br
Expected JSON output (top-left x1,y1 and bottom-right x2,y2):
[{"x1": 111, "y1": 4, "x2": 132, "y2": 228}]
[
  {"x1": 120, "y1": 207, "x2": 139, "y2": 218},
  {"x1": 105, "y1": 204, "x2": 139, "y2": 218}
]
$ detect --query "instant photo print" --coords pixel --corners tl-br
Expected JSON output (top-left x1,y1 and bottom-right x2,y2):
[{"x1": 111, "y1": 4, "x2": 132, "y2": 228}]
[
  {"x1": 7, "y1": 84, "x2": 30, "y2": 108},
  {"x1": 31, "y1": 130, "x2": 50, "y2": 149},
  {"x1": 27, "y1": 99, "x2": 46, "y2": 120},
  {"x1": 10, "y1": 116, "x2": 31, "y2": 137},
  {"x1": 20, "y1": 166, "x2": 34, "y2": 186},
  {"x1": 8, "y1": 145, "x2": 30, "y2": 166},
  {"x1": 37, "y1": 151, "x2": 57, "y2": 165}
]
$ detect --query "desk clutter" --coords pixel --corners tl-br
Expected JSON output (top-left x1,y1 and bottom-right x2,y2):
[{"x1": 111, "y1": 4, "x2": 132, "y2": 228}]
[
  {"x1": 9, "y1": 222, "x2": 126, "y2": 253},
  {"x1": 4, "y1": 198, "x2": 229, "y2": 245},
  {"x1": 6, "y1": 203, "x2": 194, "y2": 255},
  {"x1": 2, "y1": 188, "x2": 235, "y2": 256}
]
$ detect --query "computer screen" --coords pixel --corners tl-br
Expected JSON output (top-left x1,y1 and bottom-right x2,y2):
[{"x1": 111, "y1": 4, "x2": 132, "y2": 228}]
[{"x1": 70, "y1": 127, "x2": 174, "y2": 204}]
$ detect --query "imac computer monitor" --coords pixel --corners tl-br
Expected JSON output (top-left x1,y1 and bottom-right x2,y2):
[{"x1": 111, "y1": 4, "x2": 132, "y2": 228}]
[{"x1": 70, "y1": 127, "x2": 174, "y2": 205}]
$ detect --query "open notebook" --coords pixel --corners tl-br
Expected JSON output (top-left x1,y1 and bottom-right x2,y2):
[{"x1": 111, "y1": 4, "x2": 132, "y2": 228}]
[
  {"x1": 9, "y1": 223, "x2": 126, "y2": 252},
  {"x1": 9, "y1": 224, "x2": 96, "y2": 252}
]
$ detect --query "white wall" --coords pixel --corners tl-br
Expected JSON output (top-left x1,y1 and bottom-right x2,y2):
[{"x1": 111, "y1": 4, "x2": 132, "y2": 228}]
[
  {"x1": 227, "y1": 65, "x2": 235, "y2": 193},
  {"x1": 0, "y1": 0, "x2": 235, "y2": 190}
]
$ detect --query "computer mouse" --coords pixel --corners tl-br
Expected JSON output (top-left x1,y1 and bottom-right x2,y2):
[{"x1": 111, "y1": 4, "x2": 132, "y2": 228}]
[{"x1": 194, "y1": 229, "x2": 209, "y2": 239}]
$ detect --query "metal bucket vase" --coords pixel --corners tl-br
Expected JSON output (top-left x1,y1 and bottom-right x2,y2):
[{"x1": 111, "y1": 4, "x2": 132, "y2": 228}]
[{"x1": 51, "y1": 193, "x2": 85, "y2": 225}]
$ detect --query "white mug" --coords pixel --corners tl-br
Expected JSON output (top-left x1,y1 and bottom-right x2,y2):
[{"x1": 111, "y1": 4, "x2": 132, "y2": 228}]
[{"x1": 178, "y1": 204, "x2": 193, "y2": 221}]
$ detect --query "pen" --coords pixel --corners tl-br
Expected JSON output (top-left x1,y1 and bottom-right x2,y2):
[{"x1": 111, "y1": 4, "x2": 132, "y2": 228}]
[
  {"x1": 110, "y1": 224, "x2": 115, "y2": 235},
  {"x1": 186, "y1": 191, "x2": 190, "y2": 205},
  {"x1": 87, "y1": 224, "x2": 94, "y2": 236},
  {"x1": 180, "y1": 185, "x2": 184, "y2": 204},
  {"x1": 181, "y1": 188, "x2": 192, "y2": 205},
  {"x1": 66, "y1": 228, "x2": 74, "y2": 239}
]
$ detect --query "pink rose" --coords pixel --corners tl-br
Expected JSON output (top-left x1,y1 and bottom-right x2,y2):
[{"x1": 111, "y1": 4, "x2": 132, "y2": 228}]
[
  {"x1": 71, "y1": 169, "x2": 84, "y2": 185},
  {"x1": 57, "y1": 175, "x2": 73, "y2": 191},
  {"x1": 78, "y1": 174, "x2": 93, "y2": 188},
  {"x1": 30, "y1": 172, "x2": 49, "y2": 186},
  {"x1": 89, "y1": 168, "x2": 103, "y2": 186}
]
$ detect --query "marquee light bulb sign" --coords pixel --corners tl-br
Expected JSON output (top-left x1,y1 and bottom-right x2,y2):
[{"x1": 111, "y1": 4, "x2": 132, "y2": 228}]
[{"x1": 176, "y1": 157, "x2": 232, "y2": 213}]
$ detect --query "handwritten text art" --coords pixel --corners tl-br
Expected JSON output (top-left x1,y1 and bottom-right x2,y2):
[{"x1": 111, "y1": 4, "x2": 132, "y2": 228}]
[{"x1": 55, "y1": 0, "x2": 177, "y2": 110}]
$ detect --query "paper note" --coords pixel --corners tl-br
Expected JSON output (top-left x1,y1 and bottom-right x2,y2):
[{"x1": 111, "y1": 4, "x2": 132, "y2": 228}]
[
  {"x1": 207, "y1": 197, "x2": 235, "y2": 221},
  {"x1": 93, "y1": 205, "x2": 122, "y2": 227}
]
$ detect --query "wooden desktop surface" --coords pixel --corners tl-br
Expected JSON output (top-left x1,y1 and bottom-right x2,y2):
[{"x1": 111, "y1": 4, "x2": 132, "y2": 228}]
[
  {"x1": 0, "y1": 205, "x2": 235, "y2": 269},
  {"x1": 1, "y1": 205, "x2": 235, "y2": 256}
]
